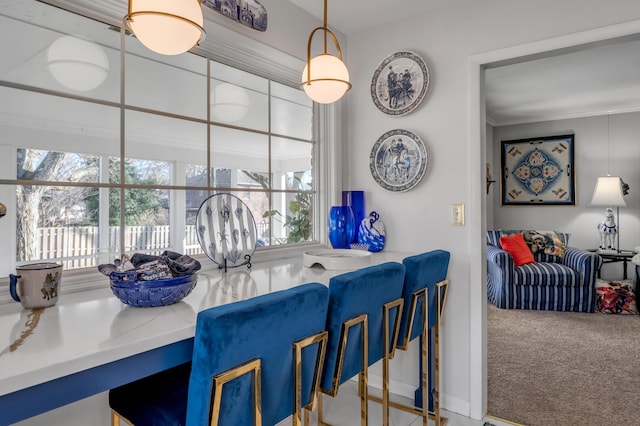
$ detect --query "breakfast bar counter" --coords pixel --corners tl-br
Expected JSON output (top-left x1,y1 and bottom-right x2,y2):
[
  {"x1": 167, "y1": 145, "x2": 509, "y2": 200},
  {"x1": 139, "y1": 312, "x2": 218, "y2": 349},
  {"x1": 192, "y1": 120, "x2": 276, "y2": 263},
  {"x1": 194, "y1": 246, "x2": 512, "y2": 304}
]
[{"x1": 0, "y1": 251, "x2": 409, "y2": 424}]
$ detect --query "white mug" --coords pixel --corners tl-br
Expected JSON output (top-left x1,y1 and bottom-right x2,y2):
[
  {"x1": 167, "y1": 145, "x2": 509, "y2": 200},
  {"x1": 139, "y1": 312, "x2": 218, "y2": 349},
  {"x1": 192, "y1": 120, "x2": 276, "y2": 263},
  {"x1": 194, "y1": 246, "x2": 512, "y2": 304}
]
[{"x1": 10, "y1": 263, "x2": 62, "y2": 309}]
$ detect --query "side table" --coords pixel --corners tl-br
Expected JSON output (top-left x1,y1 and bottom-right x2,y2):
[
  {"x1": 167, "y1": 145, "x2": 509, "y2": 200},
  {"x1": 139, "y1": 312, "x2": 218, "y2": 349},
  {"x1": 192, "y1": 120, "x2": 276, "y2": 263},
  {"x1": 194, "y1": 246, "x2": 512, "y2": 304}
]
[{"x1": 587, "y1": 249, "x2": 635, "y2": 280}]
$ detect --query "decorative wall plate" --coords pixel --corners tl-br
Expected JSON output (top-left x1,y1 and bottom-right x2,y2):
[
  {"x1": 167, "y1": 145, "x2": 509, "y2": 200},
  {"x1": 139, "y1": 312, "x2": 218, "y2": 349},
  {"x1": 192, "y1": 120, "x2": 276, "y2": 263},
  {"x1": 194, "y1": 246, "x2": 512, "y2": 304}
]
[
  {"x1": 369, "y1": 129, "x2": 428, "y2": 192},
  {"x1": 196, "y1": 193, "x2": 258, "y2": 269},
  {"x1": 202, "y1": 0, "x2": 267, "y2": 32},
  {"x1": 370, "y1": 51, "x2": 429, "y2": 116}
]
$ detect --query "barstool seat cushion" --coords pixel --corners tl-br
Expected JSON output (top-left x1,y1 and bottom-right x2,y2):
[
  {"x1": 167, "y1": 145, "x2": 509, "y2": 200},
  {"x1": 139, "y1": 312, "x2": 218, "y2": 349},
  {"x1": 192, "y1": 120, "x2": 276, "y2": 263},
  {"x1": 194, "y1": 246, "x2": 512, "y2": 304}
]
[{"x1": 109, "y1": 363, "x2": 191, "y2": 426}]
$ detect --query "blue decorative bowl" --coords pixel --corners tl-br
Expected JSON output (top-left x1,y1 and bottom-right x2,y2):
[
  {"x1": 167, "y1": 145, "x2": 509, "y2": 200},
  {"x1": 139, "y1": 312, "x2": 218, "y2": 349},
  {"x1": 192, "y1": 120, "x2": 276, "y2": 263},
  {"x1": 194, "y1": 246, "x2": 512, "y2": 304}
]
[{"x1": 109, "y1": 273, "x2": 198, "y2": 307}]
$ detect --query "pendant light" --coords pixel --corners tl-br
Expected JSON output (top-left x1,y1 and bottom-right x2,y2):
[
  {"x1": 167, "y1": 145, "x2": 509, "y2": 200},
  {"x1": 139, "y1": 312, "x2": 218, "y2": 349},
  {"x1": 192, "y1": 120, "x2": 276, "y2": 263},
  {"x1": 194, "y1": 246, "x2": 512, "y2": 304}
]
[
  {"x1": 124, "y1": 0, "x2": 206, "y2": 56},
  {"x1": 301, "y1": 0, "x2": 351, "y2": 104},
  {"x1": 47, "y1": 36, "x2": 109, "y2": 91}
]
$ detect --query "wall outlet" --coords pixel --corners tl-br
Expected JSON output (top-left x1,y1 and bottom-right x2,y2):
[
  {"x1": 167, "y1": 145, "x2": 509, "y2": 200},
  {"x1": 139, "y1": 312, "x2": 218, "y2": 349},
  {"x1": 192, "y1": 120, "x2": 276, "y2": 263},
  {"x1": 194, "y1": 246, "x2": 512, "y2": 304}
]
[{"x1": 451, "y1": 203, "x2": 465, "y2": 226}]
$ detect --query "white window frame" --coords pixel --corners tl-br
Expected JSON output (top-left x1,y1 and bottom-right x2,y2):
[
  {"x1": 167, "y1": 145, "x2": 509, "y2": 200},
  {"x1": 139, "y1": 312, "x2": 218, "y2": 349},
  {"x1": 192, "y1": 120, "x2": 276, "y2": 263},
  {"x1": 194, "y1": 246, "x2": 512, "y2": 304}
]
[{"x1": 0, "y1": 2, "x2": 342, "y2": 303}]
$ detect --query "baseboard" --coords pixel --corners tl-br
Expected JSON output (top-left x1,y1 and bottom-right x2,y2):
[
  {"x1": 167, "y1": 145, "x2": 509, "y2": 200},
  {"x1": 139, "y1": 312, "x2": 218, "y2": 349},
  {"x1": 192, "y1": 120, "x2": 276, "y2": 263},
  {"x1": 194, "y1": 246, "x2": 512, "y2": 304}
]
[
  {"x1": 484, "y1": 414, "x2": 526, "y2": 426},
  {"x1": 366, "y1": 373, "x2": 471, "y2": 417}
]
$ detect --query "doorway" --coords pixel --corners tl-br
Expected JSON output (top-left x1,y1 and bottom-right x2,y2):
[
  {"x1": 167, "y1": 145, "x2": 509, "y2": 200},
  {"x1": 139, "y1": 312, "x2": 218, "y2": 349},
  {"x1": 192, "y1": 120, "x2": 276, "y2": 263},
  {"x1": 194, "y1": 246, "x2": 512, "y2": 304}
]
[{"x1": 467, "y1": 19, "x2": 640, "y2": 420}]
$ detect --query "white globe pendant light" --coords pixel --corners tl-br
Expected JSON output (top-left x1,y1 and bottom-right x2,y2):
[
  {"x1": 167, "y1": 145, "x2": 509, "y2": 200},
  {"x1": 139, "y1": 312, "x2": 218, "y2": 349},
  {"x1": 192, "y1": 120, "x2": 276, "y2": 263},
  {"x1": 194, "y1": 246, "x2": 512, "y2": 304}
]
[
  {"x1": 301, "y1": 0, "x2": 351, "y2": 104},
  {"x1": 124, "y1": 0, "x2": 206, "y2": 56},
  {"x1": 47, "y1": 36, "x2": 109, "y2": 92},
  {"x1": 211, "y1": 83, "x2": 250, "y2": 123}
]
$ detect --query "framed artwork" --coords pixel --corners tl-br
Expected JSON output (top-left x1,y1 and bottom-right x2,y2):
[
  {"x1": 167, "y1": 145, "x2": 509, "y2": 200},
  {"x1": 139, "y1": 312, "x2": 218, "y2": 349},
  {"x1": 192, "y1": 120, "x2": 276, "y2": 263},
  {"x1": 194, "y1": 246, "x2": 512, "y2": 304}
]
[
  {"x1": 370, "y1": 51, "x2": 429, "y2": 116},
  {"x1": 500, "y1": 134, "x2": 575, "y2": 205},
  {"x1": 369, "y1": 129, "x2": 428, "y2": 192},
  {"x1": 202, "y1": 0, "x2": 267, "y2": 31}
]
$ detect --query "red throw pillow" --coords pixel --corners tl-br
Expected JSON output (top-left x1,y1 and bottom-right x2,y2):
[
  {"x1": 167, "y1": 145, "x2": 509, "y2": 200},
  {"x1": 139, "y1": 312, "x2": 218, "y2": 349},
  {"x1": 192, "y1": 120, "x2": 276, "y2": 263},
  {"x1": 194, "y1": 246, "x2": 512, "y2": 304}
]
[{"x1": 499, "y1": 233, "x2": 535, "y2": 267}]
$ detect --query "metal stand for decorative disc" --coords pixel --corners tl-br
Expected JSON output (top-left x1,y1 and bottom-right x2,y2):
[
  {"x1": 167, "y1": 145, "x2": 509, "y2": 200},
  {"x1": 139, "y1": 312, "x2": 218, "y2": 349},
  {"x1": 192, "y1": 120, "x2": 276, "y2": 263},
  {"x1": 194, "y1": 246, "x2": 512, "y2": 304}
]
[{"x1": 218, "y1": 254, "x2": 252, "y2": 273}]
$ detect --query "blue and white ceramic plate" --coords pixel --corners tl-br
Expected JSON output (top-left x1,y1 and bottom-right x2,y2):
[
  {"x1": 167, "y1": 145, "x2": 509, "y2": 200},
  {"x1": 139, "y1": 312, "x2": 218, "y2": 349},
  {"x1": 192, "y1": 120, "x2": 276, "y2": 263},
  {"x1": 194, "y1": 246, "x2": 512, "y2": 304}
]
[
  {"x1": 369, "y1": 129, "x2": 428, "y2": 192},
  {"x1": 195, "y1": 193, "x2": 258, "y2": 268},
  {"x1": 370, "y1": 51, "x2": 429, "y2": 116}
]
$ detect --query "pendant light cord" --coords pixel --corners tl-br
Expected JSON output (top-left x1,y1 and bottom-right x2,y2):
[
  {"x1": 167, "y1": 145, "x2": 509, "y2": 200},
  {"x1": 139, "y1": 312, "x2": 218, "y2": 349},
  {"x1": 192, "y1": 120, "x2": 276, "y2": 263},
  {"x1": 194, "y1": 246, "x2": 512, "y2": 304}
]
[{"x1": 607, "y1": 114, "x2": 610, "y2": 175}]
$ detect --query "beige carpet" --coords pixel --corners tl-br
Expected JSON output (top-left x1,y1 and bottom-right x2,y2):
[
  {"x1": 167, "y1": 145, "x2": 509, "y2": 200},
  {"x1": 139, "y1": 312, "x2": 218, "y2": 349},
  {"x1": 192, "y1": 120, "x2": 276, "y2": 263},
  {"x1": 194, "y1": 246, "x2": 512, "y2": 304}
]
[{"x1": 487, "y1": 304, "x2": 640, "y2": 425}]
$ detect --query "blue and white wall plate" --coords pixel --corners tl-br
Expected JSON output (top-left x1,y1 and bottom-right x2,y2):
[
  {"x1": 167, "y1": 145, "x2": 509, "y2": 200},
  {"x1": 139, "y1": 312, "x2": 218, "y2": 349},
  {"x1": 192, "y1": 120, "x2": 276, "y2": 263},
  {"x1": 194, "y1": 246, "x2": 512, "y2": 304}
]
[
  {"x1": 369, "y1": 129, "x2": 428, "y2": 192},
  {"x1": 196, "y1": 193, "x2": 258, "y2": 269},
  {"x1": 370, "y1": 51, "x2": 429, "y2": 116}
]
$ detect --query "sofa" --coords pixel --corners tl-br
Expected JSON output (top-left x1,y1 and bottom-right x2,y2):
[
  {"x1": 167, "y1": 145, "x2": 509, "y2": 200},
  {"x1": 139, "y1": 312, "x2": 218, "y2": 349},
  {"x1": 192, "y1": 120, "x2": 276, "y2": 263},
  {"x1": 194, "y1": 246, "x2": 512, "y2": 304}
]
[{"x1": 487, "y1": 230, "x2": 602, "y2": 312}]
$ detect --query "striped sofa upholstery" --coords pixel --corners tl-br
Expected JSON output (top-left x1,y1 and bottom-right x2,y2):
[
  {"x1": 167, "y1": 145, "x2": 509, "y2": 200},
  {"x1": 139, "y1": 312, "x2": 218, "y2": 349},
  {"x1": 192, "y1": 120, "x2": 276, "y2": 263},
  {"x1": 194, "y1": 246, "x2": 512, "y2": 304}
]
[{"x1": 487, "y1": 230, "x2": 602, "y2": 312}]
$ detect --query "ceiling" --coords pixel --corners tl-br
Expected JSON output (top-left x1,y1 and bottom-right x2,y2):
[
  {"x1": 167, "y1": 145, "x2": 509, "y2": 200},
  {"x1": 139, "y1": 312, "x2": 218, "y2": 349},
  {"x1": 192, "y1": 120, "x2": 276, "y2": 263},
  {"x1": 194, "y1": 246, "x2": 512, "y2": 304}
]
[
  {"x1": 484, "y1": 35, "x2": 640, "y2": 126},
  {"x1": 287, "y1": 0, "x2": 455, "y2": 36},
  {"x1": 289, "y1": 0, "x2": 640, "y2": 127}
]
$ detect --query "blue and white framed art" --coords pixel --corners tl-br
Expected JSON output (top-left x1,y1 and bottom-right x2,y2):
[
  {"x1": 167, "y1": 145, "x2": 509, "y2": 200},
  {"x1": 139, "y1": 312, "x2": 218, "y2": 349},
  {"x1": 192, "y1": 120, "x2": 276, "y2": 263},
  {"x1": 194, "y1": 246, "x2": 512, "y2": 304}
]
[
  {"x1": 369, "y1": 129, "x2": 428, "y2": 192},
  {"x1": 370, "y1": 51, "x2": 429, "y2": 116},
  {"x1": 500, "y1": 134, "x2": 575, "y2": 205}
]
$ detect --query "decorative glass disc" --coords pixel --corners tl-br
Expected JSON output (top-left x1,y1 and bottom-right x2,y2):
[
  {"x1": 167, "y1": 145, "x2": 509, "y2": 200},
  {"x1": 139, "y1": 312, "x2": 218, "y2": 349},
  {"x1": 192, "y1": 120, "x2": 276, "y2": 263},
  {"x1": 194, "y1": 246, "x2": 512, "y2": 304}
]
[{"x1": 196, "y1": 193, "x2": 258, "y2": 268}]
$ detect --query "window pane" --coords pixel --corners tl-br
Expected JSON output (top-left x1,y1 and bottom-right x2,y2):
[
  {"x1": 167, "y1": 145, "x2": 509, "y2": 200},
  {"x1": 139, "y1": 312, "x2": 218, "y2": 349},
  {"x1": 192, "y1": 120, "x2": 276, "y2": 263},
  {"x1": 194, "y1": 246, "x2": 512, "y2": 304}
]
[
  {"x1": 271, "y1": 82, "x2": 313, "y2": 140},
  {"x1": 125, "y1": 46, "x2": 207, "y2": 119},
  {"x1": 16, "y1": 184, "x2": 100, "y2": 269},
  {"x1": 210, "y1": 79, "x2": 269, "y2": 131},
  {"x1": 125, "y1": 110, "x2": 207, "y2": 176},
  {"x1": 0, "y1": 87, "x2": 120, "y2": 160},
  {"x1": 211, "y1": 126, "x2": 269, "y2": 178},
  {"x1": 271, "y1": 137, "x2": 313, "y2": 189},
  {"x1": 270, "y1": 191, "x2": 314, "y2": 244},
  {"x1": 123, "y1": 188, "x2": 170, "y2": 254},
  {"x1": 0, "y1": 3, "x2": 120, "y2": 102},
  {"x1": 17, "y1": 149, "x2": 100, "y2": 183},
  {"x1": 186, "y1": 163, "x2": 208, "y2": 188}
]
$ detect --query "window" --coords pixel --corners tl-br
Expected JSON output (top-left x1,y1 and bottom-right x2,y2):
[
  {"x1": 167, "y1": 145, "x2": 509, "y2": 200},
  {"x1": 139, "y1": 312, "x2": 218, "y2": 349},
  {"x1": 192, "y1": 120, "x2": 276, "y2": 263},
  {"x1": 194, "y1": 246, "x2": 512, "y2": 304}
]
[{"x1": 0, "y1": 1, "x2": 316, "y2": 276}]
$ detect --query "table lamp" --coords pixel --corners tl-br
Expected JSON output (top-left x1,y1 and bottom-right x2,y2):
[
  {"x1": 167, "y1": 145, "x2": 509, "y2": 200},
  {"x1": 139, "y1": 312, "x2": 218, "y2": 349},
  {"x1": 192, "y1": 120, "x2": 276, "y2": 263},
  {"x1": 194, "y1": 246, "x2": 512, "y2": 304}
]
[{"x1": 590, "y1": 175, "x2": 626, "y2": 253}]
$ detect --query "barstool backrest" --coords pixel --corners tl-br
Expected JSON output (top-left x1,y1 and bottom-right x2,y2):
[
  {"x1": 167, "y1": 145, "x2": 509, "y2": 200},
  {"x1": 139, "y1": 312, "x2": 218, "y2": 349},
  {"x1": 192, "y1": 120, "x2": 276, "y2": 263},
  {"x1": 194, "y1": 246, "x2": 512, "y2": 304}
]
[
  {"x1": 398, "y1": 250, "x2": 450, "y2": 347},
  {"x1": 186, "y1": 282, "x2": 329, "y2": 425},
  {"x1": 321, "y1": 261, "x2": 405, "y2": 392}
]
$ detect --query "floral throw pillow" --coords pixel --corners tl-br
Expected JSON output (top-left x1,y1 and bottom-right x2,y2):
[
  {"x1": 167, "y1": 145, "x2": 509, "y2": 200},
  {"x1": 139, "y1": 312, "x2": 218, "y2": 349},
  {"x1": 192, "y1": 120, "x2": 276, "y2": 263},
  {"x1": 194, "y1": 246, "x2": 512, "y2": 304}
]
[
  {"x1": 596, "y1": 279, "x2": 638, "y2": 314},
  {"x1": 500, "y1": 229, "x2": 566, "y2": 258}
]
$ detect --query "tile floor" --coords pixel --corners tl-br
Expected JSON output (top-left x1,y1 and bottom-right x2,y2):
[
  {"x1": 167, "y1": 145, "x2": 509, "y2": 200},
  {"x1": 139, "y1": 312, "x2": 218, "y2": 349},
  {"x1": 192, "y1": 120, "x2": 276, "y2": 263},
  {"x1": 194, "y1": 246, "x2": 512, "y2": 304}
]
[{"x1": 277, "y1": 380, "x2": 518, "y2": 426}]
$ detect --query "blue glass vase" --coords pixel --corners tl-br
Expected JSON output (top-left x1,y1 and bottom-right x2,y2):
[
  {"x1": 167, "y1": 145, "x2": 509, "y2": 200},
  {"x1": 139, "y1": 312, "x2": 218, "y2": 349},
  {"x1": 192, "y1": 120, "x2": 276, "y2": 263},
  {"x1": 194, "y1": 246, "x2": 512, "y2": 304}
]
[
  {"x1": 342, "y1": 191, "x2": 365, "y2": 244},
  {"x1": 328, "y1": 206, "x2": 355, "y2": 249}
]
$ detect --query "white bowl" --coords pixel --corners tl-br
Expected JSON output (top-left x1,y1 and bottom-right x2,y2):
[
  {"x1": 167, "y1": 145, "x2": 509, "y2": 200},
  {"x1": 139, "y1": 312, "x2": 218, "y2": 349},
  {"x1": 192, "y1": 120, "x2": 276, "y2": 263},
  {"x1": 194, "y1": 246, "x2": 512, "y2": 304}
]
[{"x1": 303, "y1": 249, "x2": 372, "y2": 270}]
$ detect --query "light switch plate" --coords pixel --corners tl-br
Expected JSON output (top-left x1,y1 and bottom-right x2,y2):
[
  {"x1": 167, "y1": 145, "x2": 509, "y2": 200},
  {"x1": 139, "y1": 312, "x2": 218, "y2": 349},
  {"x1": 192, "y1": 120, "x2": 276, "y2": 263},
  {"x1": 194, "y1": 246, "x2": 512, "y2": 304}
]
[{"x1": 451, "y1": 203, "x2": 464, "y2": 226}]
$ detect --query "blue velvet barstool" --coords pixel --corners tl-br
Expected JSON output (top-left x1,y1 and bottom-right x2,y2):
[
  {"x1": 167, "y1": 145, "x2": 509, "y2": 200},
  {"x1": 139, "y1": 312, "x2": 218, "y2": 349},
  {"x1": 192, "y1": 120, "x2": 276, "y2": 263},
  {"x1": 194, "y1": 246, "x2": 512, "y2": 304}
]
[
  {"x1": 371, "y1": 250, "x2": 450, "y2": 426},
  {"x1": 316, "y1": 262, "x2": 405, "y2": 426},
  {"x1": 109, "y1": 282, "x2": 329, "y2": 426}
]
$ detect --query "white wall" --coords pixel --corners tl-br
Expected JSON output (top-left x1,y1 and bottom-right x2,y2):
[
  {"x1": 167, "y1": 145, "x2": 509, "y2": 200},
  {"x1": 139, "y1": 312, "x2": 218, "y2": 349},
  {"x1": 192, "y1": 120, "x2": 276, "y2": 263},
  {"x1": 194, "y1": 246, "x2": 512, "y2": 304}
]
[
  {"x1": 344, "y1": 0, "x2": 640, "y2": 418},
  {"x1": 492, "y1": 113, "x2": 640, "y2": 279}
]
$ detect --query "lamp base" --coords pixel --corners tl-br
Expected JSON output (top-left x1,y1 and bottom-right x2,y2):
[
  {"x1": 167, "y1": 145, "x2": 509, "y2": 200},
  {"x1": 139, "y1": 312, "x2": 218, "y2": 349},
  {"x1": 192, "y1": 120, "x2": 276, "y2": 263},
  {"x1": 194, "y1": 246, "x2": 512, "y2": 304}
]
[{"x1": 597, "y1": 248, "x2": 618, "y2": 254}]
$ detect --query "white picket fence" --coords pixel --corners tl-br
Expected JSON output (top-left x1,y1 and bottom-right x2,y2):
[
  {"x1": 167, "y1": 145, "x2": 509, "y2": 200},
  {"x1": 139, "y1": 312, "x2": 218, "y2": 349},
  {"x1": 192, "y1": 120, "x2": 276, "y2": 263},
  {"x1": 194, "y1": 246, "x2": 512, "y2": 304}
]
[
  {"x1": 32, "y1": 226, "x2": 202, "y2": 270},
  {"x1": 32, "y1": 223, "x2": 271, "y2": 270}
]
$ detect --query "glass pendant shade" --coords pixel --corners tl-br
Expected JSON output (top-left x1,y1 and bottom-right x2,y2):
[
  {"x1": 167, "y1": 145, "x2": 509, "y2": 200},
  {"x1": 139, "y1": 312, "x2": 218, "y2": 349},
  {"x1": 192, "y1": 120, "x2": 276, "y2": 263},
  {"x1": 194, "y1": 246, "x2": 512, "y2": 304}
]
[
  {"x1": 125, "y1": 0, "x2": 205, "y2": 56},
  {"x1": 301, "y1": 54, "x2": 350, "y2": 104},
  {"x1": 590, "y1": 176, "x2": 626, "y2": 207},
  {"x1": 211, "y1": 83, "x2": 250, "y2": 122},
  {"x1": 47, "y1": 36, "x2": 109, "y2": 91}
]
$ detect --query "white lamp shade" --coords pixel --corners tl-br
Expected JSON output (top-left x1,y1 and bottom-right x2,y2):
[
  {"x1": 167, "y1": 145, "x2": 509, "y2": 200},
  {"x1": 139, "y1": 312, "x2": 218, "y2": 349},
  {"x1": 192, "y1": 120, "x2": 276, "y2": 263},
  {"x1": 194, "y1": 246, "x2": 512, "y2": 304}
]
[
  {"x1": 301, "y1": 54, "x2": 350, "y2": 104},
  {"x1": 47, "y1": 36, "x2": 109, "y2": 91},
  {"x1": 126, "y1": 0, "x2": 204, "y2": 56},
  {"x1": 211, "y1": 83, "x2": 250, "y2": 123},
  {"x1": 590, "y1": 176, "x2": 626, "y2": 207}
]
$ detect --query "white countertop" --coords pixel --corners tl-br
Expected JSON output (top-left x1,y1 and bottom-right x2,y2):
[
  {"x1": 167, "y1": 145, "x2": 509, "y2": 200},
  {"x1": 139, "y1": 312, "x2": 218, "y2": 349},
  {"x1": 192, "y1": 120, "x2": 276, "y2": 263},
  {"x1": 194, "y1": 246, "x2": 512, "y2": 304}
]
[{"x1": 0, "y1": 251, "x2": 409, "y2": 397}]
